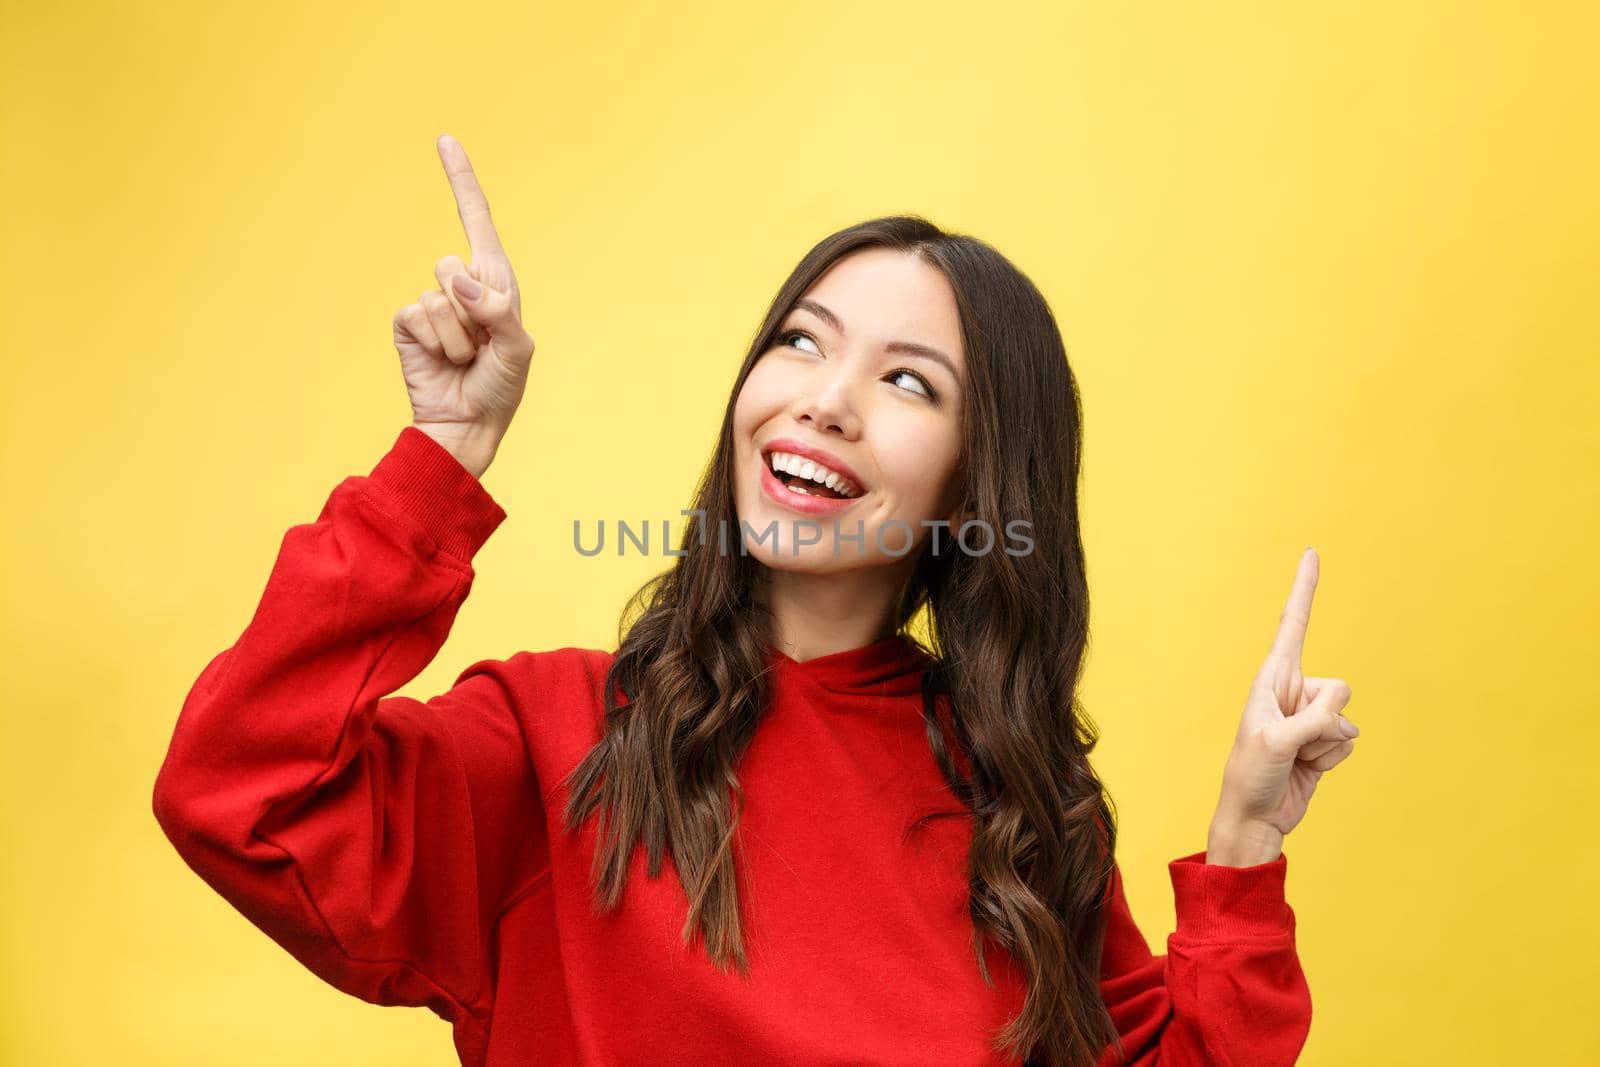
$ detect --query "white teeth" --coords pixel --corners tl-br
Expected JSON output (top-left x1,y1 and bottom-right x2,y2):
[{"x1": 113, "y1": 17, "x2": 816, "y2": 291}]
[{"x1": 766, "y1": 450, "x2": 860, "y2": 497}]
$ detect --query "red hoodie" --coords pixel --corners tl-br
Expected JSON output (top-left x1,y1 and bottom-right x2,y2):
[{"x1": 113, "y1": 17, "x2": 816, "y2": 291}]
[{"x1": 152, "y1": 426, "x2": 1312, "y2": 1067}]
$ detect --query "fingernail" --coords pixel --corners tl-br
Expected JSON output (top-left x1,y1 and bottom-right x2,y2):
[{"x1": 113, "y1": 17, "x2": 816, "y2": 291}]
[{"x1": 453, "y1": 276, "x2": 481, "y2": 300}]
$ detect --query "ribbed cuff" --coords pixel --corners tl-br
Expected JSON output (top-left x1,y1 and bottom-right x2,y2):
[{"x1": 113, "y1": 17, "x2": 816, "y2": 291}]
[
  {"x1": 1169, "y1": 848, "x2": 1294, "y2": 941},
  {"x1": 365, "y1": 426, "x2": 508, "y2": 562}
]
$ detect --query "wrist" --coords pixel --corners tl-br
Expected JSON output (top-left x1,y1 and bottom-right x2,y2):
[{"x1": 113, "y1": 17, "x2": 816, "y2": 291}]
[
  {"x1": 412, "y1": 421, "x2": 502, "y2": 479},
  {"x1": 1206, "y1": 814, "x2": 1284, "y2": 867}
]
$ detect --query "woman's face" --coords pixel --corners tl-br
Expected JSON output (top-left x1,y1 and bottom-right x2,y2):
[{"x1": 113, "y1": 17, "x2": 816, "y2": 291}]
[{"x1": 732, "y1": 247, "x2": 967, "y2": 574}]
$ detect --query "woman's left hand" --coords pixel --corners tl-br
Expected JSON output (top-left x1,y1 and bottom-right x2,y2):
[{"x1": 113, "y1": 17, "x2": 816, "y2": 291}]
[{"x1": 1208, "y1": 548, "x2": 1360, "y2": 862}]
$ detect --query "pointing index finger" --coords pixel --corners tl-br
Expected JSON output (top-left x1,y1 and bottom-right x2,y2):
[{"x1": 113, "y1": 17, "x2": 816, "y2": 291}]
[
  {"x1": 436, "y1": 134, "x2": 505, "y2": 260},
  {"x1": 1269, "y1": 547, "x2": 1320, "y2": 664}
]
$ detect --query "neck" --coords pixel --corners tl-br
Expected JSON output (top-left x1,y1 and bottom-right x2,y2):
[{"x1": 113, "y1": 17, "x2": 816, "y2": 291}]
[{"x1": 756, "y1": 560, "x2": 913, "y2": 662}]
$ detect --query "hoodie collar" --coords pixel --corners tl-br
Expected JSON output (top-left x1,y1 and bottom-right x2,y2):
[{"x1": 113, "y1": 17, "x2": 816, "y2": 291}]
[{"x1": 763, "y1": 633, "x2": 931, "y2": 698}]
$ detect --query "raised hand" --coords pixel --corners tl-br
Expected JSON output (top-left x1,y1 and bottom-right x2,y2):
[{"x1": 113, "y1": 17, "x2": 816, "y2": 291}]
[
  {"x1": 393, "y1": 135, "x2": 535, "y2": 471},
  {"x1": 1209, "y1": 548, "x2": 1360, "y2": 860}
]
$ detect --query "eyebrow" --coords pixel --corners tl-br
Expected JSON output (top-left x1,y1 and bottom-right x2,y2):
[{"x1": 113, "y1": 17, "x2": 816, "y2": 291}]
[{"x1": 790, "y1": 298, "x2": 963, "y2": 385}]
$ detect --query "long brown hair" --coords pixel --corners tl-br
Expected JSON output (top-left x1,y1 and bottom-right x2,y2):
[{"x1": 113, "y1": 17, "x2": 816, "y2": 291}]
[{"x1": 559, "y1": 215, "x2": 1123, "y2": 1067}]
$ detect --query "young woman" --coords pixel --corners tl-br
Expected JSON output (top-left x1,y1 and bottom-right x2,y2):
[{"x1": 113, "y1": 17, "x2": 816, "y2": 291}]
[{"x1": 153, "y1": 134, "x2": 1357, "y2": 1067}]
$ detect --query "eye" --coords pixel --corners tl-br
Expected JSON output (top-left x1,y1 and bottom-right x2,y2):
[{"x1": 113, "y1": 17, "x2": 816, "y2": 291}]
[
  {"x1": 775, "y1": 329, "x2": 941, "y2": 404},
  {"x1": 776, "y1": 329, "x2": 820, "y2": 355},
  {"x1": 887, "y1": 369, "x2": 937, "y2": 401}
]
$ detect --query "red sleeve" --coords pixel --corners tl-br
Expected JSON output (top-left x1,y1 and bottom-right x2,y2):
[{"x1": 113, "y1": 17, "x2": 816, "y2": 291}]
[
  {"x1": 1096, "y1": 849, "x2": 1313, "y2": 1067},
  {"x1": 150, "y1": 426, "x2": 544, "y2": 1064}
]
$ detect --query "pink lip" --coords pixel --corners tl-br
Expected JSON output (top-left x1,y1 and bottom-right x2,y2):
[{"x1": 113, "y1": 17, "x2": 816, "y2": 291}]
[{"x1": 760, "y1": 437, "x2": 867, "y2": 492}]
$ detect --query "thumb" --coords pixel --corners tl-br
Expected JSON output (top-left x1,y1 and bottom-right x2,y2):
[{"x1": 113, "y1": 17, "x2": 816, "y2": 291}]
[
  {"x1": 453, "y1": 274, "x2": 527, "y2": 337},
  {"x1": 1268, "y1": 679, "x2": 1357, "y2": 755}
]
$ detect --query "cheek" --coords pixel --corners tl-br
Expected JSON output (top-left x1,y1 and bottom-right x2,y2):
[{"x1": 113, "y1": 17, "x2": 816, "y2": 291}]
[
  {"x1": 879, "y1": 423, "x2": 960, "y2": 501},
  {"x1": 731, "y1": 372, "x2": 781, "y2": 487},
  {"x1": 732, "y1": 363, "x2": 782, "y2": 430}
]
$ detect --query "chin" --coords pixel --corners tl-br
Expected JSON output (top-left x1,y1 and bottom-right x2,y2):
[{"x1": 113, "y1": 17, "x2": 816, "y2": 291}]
[{"x1": 753, "y1": 546, "x2": 862, "y2": 575}]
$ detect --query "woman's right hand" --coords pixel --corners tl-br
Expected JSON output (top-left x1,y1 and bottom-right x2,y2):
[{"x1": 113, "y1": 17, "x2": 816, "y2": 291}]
[{"x1": 393, "y1": 135, "x2": 535, "y2": 472}]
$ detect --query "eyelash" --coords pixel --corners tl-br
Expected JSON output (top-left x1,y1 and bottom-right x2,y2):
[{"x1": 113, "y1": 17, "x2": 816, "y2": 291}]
[{"x1": 774, "y1": 329, "x2": 940, "y2": 403}]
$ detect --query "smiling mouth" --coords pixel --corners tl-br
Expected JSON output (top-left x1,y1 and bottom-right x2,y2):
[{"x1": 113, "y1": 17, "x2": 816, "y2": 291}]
[{"x1": 760, "y1": 448, "x2": 864, "y2": 500}]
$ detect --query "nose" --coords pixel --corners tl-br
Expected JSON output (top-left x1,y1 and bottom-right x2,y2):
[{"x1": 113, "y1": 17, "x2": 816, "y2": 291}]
[{"x1": 788, "y1": 365, "x2": 862, "y2": 439}]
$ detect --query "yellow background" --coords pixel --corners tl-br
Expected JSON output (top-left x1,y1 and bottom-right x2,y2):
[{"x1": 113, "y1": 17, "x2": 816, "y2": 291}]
[{"x1": 4, "y1": 2, "x2": 1596, "y2": 1063}]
